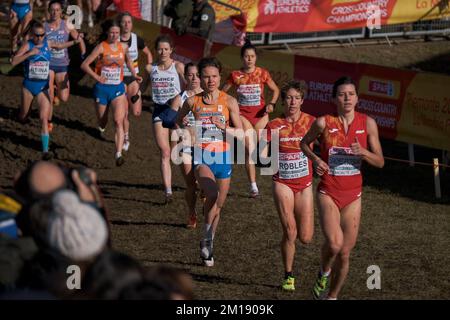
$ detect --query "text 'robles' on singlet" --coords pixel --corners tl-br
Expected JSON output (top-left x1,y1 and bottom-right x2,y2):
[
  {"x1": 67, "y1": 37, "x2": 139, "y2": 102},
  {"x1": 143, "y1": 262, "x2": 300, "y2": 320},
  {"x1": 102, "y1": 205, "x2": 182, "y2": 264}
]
[
  {"x1": 150, "y1": 62, "x2": 181, "y2": 105},
  {"x1": 319, "y1": 112, "x2": 368, "y2": 191},
  {"x1": 25, "y1": 40, "x2": 51, "y2": 81},
  {"x1": 266, "y1": 112, "x2": 315, "y2": 186},
  {"x1": 226, "y1": 67, "x2": 272, "y2": 112},
  {"x1": 95, "y1": 41, "x2": 125, "y2": 85},
  {"x1": 191, "y1": 91, "x2": 230, "y2": 153},
  {"x1": 121, "y1": 32, "x2": 139, "y2": 77}
]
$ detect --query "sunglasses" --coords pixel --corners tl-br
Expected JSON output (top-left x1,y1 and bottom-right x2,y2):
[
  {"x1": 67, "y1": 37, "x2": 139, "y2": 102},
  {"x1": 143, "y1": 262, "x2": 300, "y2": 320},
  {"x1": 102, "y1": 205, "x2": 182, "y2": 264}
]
[{"x1": 34, "y1": 33, "x2": 45, "y2": 38}]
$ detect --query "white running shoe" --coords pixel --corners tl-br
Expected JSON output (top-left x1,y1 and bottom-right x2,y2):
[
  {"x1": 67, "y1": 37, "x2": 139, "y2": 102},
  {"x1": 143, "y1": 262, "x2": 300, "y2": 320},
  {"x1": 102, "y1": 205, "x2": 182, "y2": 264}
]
[
  {"x1": 123, "y1": 140, "x2": 130, "y2": 152},
  {"x1": 200, "y1": 239, "x2": 214, "y2": 267}
]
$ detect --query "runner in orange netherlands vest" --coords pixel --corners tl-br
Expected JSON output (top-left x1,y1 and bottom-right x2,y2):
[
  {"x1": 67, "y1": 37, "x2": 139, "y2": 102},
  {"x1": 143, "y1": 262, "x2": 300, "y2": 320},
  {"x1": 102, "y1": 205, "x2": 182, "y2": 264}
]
[
  {"x1": 176, "y1": 57, "x2": 242, "y2": 267},
  {"x1": 81, "y1": 20, "x2": 142, "y2": 166},
  {"x1": 264, "y1": 80, "x2": 315, "y2": 292},
  {"x1": 301, "y1": 76, "x2": 384, "y2": 300},
  {"x1": 222, "y1": 40, "x2": 279, "y2": 198}
]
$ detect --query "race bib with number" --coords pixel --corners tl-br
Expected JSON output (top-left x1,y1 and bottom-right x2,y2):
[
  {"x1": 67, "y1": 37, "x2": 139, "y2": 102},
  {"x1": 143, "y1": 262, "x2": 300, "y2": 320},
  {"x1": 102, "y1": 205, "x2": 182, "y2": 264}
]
[
  {"x1": 29, "y1": 61, "x2": 49, "y2": 80},
  {"x1": 278, "y1": 152, "x2": 309, "y2": 179},
  {"x1": 101, "y1": 66, "x2": 121, "y2": 85},
  {"x1": 197, "y1": 115, "x2": 225, "y2": 144},
  {"x1": 51, "y1": 48, "x2": 65, "y2": 59},
  {"x1": 152, "y1": 78, "x2": 177, "y2": 105},
  {"x1": 237, "y1": 84, "x2": 261, "y2": 106},
  {"x1": 328, "y1": 147, "x2": 361, "y2": 176}
]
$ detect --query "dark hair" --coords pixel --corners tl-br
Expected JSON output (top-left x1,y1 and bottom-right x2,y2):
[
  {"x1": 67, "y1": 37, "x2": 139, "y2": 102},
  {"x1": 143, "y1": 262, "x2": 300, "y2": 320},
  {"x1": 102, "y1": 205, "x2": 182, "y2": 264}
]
[
  {"x1": 332, "y1": 76, "x2": 357, "y2": 98},
  {"x1": 240, "y1": 38, "x2": 257, "y2": 58},
  {"x1": 99, "y1": 19, "x2": 121, "y2": 42},
  {"x1": 48, "y1": 0, "x2": 62, "y2": 11},
  {"x1": 198, "y1": 57, "x2": 222, "y2": 75},
  {"x1": 281, "y1": 79, "x2": 308, "y2": 100},
  {"x1": 154, "y1": 34, "x2": 174, "y2": 50},
  {"x1": 184, "y1": 62, "x2": 198, "y2": 76},
  {"x1": 118, "y1": 11, "x2": 132, "y2": 24},
  {"x1": 32, "y1": 21, "x2": 45, "y2": 31},
  {"x1": 81, "y1": 250, "x2": 144, "y2": 299}
]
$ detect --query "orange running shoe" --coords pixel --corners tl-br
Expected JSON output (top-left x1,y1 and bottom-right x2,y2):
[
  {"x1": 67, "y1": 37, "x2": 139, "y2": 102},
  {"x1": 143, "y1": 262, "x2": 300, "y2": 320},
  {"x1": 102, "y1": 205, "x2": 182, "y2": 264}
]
[{"x1": 48, "y1": 122, "x2": 53, "y2": 133}]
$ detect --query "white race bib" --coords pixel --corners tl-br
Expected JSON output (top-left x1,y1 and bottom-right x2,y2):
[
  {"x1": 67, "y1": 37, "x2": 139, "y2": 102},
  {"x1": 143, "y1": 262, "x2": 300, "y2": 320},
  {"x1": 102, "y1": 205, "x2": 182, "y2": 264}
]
[
  {"x1": 101, "y1": 66, "x2": 121, "y2": 85},
  {"x1": 278, "y1": 152, "x2": 309, "y2": 179},
  {"x1": 51, "y1": 48, "x2": 65, "y2": 59},
  {"x1": 196, "y1": 115, "x2": 224, "y2": 144},
  {"x1": 328, "y1": 147, "x2": 361, "y2": 176},
  {"x1": 152, "y1": 77, "x2": 177, "y2": 105},
  {"x1": 29, "y1": 61, "x2": 49, "y2": 80},
  {"x1": 237, "y1": 84, "x2": 261, "y2": 106}
]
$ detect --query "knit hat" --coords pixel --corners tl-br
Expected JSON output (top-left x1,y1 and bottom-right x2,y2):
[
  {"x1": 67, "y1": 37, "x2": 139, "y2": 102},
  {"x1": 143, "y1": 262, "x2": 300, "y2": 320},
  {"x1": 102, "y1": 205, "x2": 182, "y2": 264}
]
[{"x1": 47, "y1": 190, "x2": 108, "y2": 261}]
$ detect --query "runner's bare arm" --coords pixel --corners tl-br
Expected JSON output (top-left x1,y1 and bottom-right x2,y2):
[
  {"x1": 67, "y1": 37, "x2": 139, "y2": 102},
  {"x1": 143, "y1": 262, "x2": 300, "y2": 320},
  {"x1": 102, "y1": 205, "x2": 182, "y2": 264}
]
[
  {"x1": 124, "y1": 45, "x2": 142, "y2": 83},
  {"x1": 301, "y1": 117, "x2": 329, "y2": 175},
  {"x1": 176, "y1": 97, "x2": 192, "y2": 128},
  {"x1": 80, "y1": 43, "x2": 103, "y2": 82},
  {"x1": 266, "y1": 78, "x2": 280, "y2": 113},
  {"x1": 227, "y1": 95, "x2": 243, "y2": 130},
  {"x1": 170, "y1": 94, "x2": 182, "y2": 112},
  {"x1": 175, "y1": 61, "x2": 186, "y2": 91},
  {"x1": 48, "y1": 39, "x2": 80, "y2": 50},
  {"x1": 69, "y1": 29, "x2": 86, "y2": 56},
  {"x1": 11, "y1": 42, "x2": 33, "y2": 66},
  {"x1": 351, "y1": 116, "x2": 384, "y2": 168},
  {"x1": 142, "y1": 46, "x2": 153, "y2": 65}
]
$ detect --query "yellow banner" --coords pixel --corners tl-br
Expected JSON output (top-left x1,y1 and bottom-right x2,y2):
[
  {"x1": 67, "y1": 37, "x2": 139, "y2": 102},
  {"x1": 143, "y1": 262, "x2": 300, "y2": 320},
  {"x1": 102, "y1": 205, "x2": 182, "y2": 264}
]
[
  {"x1": 210, "y1": 0, "x2": 450, "y2": 33},
  {"x1": 397, "y1": 73, "x2": 450, "y2": 151}
]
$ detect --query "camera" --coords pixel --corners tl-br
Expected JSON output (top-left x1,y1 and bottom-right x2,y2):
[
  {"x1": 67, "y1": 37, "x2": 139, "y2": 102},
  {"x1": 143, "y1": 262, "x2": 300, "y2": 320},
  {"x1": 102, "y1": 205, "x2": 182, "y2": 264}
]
[{"x1": 64, "y1": 166, "x2": 94, "y2": 191}]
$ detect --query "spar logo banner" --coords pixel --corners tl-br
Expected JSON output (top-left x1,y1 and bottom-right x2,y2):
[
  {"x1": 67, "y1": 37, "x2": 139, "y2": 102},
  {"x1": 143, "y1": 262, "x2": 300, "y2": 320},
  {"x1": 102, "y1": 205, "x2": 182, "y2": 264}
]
[{"x1": 211, "y1": 0, "x2": 450, "y2": 33}]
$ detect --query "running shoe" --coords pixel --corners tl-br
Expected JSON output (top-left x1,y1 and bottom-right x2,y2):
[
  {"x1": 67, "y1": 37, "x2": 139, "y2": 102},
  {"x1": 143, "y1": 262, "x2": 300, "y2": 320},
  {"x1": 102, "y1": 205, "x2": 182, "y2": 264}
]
[
  {"x1": 115, "y1": 155, "x2": 125, "y2": 167},
  {"x1": 249, "y1": 190, "x2": 260, "y2": 199},
  {"x1": 97, "y1": 126, "x2": 106, "y2": 140},
  {"x1": 122, "y1": 140, "x2": 130, "y2": 152},
  {"x1": 186, "y1": 213, "x2": 197, "y2": 229},
  {"x1": 42, "y1": 152, "x2": 52, "y2": 161},
  {"x1": 281, "y1": 276, "x2": 295, "y2": 291},
  {"x1": 47, "y1": 122, "x2": 53, "y2": 133},
  {"x1": 165, "y1": 192, "x2": 173, "y2": 204},
  {"x1": 200, "y1": 239, "x2": 214, "y2": 267},
  {"x1": 312, "y1": 271, "x2": 330, "y2": 300}
]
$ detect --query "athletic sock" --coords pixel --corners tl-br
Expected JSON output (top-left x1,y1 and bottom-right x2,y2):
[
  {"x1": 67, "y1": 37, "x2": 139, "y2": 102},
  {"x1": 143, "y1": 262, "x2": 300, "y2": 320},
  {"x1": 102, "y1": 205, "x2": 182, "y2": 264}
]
[
  {"x1": 320, "y1": 268, "x2": 331, "y2": 277},
  {"x1": 204, "y1": 223, "x2": 213, "y2": 241},
  {"x1": 250, "y1": 182, "x2": 258, "y2": 192},
  {"x1": 41, "y1": 134, "x2": 49, "y2": 152},
  {"x1": 115, "y1": 151, "x2": 122, "y2": 159},
  {"x1": 285, "y1": 271, "x2": 293, "y2": 279}
]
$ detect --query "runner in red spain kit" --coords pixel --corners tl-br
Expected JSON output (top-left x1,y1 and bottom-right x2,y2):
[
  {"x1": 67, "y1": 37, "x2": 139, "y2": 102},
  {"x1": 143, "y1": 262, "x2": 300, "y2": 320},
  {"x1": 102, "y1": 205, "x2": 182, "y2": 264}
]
[
  {"x1": 301, "y1": 76, "x2": 384, "y2": 300},
  {"x1": 222, "y1": 40, "x2": 279, "y2": 198},
  {"x1": 264, "y1": 80, "x2": 315, "y2": 291}
]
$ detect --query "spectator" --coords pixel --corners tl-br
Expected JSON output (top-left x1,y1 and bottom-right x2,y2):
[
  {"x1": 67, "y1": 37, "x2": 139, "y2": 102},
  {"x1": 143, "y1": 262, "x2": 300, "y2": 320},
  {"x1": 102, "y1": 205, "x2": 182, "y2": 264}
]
[
  {"x1": 163, "y1": 0, "x2": 193, "y2": 36},
  {"x1": 186, "y1": 0, "x2": 215, "y2": 41}
]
